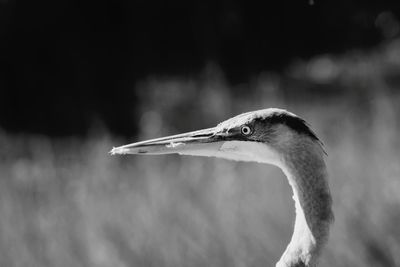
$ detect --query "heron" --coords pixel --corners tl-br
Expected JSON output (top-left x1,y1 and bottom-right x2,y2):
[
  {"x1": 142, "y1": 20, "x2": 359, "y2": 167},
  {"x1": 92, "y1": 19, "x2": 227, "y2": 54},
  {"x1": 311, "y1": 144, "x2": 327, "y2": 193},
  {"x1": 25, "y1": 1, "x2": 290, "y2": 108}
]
[{"x1": 110, "y1": 108, "x2": 333, "y2": 267}]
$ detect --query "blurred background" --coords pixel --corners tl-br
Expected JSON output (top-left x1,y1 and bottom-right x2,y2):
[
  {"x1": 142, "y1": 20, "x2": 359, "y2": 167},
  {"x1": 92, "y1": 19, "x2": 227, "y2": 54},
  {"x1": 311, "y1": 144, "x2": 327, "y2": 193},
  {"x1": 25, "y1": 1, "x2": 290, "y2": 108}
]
[{"x1": 1, "y1": 0, "x2": 400, "y2": 266}]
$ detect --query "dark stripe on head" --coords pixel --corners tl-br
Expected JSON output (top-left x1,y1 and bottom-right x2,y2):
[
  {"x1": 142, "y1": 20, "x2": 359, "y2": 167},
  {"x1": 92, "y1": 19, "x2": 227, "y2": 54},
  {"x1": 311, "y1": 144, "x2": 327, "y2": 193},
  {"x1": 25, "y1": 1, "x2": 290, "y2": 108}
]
[{"x1": 260, "y1": 112, "x2": 321, "y2": 142}]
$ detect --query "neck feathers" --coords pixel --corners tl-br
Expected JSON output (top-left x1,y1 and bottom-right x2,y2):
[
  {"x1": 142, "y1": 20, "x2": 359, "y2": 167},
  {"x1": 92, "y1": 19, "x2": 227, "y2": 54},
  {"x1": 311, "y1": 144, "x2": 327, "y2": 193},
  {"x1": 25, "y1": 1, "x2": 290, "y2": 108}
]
[{"x1": 276, "y1": 137, "x2": 333, "y2": 267}]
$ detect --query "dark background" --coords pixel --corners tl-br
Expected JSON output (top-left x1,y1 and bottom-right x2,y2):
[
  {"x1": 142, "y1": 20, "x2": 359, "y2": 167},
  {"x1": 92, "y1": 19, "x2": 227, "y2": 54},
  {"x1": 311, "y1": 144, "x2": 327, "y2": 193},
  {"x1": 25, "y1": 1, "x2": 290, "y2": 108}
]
[{"x1": 1, "y1": 0, "x2": 400, "y2": 136}]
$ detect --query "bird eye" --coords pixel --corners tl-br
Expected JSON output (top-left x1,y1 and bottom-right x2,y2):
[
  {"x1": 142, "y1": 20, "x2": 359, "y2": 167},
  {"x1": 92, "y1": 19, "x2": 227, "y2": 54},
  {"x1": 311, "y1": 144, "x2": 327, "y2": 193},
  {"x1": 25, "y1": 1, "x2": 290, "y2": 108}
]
[{"x1": 241, "y1": 125, "x2": 252, "y2": 136}]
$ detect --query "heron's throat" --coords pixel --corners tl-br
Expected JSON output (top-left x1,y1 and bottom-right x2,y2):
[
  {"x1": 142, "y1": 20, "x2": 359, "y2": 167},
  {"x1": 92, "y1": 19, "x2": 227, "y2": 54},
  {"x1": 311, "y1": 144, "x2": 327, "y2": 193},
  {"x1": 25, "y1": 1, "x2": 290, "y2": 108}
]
[{"x1": 276, "y1": 145, "x2": 333, "y2": 267}]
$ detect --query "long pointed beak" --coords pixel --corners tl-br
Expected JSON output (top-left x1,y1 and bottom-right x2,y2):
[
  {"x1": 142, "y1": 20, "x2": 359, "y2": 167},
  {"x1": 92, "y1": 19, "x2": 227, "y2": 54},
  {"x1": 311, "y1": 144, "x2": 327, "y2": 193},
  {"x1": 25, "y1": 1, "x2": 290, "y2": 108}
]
[{"x1": 110, "y1": 127, "x2": 228, "y2": 156}]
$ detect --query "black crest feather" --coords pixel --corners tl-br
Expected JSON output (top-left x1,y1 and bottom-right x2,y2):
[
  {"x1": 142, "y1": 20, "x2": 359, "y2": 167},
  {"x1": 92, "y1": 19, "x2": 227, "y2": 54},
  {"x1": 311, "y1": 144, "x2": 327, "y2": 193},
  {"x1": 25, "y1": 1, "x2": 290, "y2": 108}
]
[
  {"x1": 267, "y1": 113, "x2": 320, "y2": 141},
  {"x1": 264, "y1": 112, "x2": 326, "y2": 154}
]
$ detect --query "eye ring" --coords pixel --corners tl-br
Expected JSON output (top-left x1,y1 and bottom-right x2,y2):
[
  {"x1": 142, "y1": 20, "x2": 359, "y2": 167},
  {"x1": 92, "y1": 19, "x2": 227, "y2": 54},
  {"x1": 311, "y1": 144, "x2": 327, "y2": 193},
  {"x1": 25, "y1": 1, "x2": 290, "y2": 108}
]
[{"x1": 241, "y1": 125, "x2": 252, "y2": 136}]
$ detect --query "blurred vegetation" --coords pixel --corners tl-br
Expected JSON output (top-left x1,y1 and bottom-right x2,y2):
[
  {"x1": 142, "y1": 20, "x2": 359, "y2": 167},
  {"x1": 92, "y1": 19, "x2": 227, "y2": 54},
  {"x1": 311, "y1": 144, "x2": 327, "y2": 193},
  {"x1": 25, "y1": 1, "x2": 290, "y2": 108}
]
[{"x1": 1, "y1": 39, "x2": 400, "y2": 267}]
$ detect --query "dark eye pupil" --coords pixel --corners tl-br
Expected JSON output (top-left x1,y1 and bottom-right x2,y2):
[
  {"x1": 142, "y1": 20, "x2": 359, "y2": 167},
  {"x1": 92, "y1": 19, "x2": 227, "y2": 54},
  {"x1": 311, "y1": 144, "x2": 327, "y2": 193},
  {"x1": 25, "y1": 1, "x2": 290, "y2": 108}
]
[{"x1": 242, "y1": 126, "x2": 250, "y2": 135}]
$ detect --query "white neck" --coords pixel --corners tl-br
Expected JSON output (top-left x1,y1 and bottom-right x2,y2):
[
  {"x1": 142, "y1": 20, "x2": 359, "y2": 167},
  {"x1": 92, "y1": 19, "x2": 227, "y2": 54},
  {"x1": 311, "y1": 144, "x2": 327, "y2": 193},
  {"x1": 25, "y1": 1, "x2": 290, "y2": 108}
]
[
  {"x1": 217, "y1": 140, "x2": 332, "y2": 266},
  {"x1": 276, "y1": 141, "x2": 333, "y2": 267}
]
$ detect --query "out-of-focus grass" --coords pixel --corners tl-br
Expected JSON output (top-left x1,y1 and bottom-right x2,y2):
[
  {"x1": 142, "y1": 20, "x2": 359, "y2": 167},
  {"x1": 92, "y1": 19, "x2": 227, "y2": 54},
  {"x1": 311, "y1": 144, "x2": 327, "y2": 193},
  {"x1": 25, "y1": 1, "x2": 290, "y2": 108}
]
[{"x1": 2, "y1": 42, "x2": 400, "y2": 267}]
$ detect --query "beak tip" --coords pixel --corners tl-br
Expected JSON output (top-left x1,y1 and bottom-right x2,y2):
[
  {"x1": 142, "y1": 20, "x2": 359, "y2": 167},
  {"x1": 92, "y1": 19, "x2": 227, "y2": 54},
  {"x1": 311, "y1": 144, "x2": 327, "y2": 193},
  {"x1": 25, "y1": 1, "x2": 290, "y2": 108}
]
[
  {"x1": 109, "y1": 146, "x2": 128, "y2": 155},
  {"x1": 109, "y1": 147, "x2": 117, "y2": 155}
]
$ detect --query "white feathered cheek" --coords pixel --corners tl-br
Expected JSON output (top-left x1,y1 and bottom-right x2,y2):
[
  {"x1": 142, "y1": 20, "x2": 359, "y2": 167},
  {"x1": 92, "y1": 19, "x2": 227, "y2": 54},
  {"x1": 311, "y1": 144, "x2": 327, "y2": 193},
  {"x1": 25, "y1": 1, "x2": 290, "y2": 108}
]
[{"x1": 219, "y1": 141, "x2": 281, "y2": 165}]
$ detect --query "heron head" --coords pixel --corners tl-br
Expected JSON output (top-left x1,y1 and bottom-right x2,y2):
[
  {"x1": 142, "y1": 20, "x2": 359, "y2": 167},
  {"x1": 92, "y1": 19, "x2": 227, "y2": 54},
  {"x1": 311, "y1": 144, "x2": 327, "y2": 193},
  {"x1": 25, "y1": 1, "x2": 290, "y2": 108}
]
[
  {"x1": 110, "y1": 108, "x2": 331, "y2": 267},
  {"x1": 110, "y1": 108, "x2": 323, "y2": 165}
]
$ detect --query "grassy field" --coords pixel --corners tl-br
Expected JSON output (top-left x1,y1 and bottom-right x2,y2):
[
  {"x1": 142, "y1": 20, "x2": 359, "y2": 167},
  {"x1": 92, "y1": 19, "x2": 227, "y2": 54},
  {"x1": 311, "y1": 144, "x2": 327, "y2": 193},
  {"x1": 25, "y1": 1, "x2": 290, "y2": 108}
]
[{"x1": 1, "y1": 43, "x2": 400, "y2": 267}]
